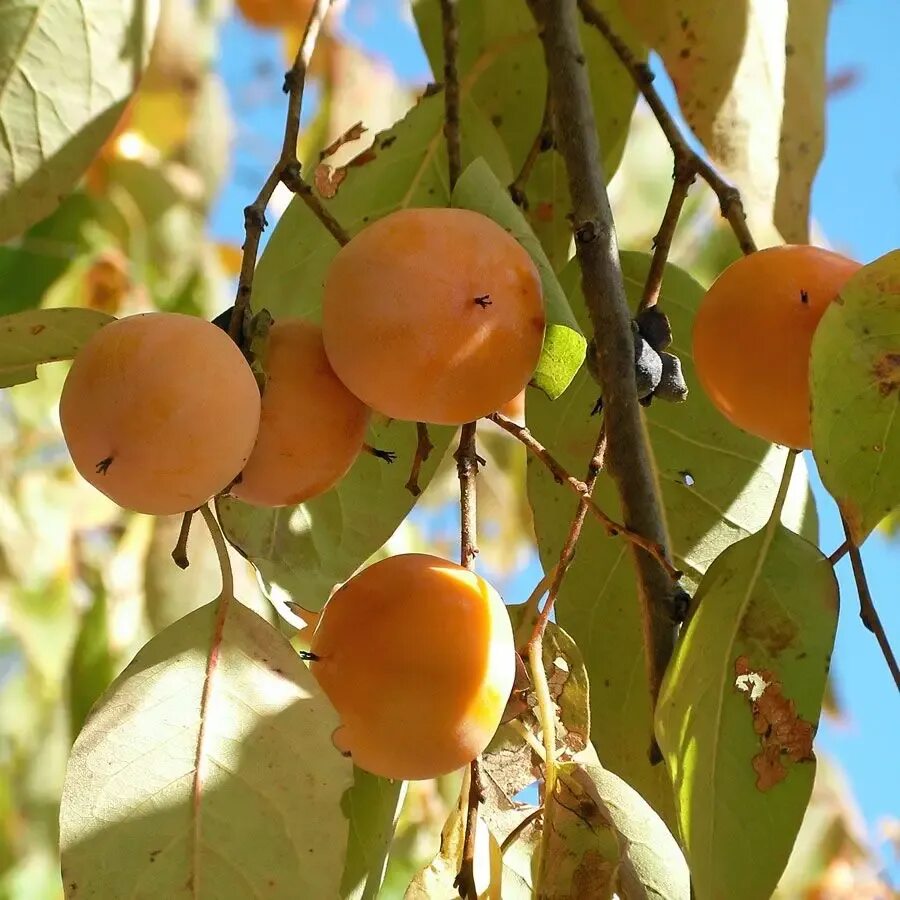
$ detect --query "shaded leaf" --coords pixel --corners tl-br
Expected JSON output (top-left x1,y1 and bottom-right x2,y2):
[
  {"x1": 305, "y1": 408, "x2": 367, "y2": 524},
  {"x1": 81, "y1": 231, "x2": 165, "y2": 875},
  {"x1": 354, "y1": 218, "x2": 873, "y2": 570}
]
[
  {"x1": 0, "y1": 308, "x2": 114, "y2": 389},
  {"x1": 0, "y1": 0, "x2": 157, "y2": 240},
  {"x1": 527, "y1": 252, "x2": 817, "y2": 826},
  {"x1": 67, "y1": 588, "x2": 115, "y2": 740},
  {"x1": 655, "y1": 519, "x2": 838, "y2": 900},
  {"x1": 451, "y1": 158, "x2": 585, "y2": 399},
  {"x1": 811, "y1": 249, "x2": 900, "y2": 545},
  {"x1": 60, "y1": 598, "x2": 354, "y2": 898}
]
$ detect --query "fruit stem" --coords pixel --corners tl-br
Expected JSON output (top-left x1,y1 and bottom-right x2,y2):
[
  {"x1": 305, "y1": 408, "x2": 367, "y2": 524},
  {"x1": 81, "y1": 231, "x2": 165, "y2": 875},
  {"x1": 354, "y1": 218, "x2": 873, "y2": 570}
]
[
  {"x1": 200, "y1": 504, "x2": 234, "y2": 603},
  {"x1": 171, "y1": 510, "x2": 194, "y2": 570}
]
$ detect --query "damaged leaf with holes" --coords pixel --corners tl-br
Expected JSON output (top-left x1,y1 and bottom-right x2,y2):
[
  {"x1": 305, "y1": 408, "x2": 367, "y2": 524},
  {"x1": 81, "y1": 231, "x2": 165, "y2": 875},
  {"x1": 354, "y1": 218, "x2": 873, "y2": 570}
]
[{"x1": 655, "y1": 516, "x2": 838, "y2": 900}]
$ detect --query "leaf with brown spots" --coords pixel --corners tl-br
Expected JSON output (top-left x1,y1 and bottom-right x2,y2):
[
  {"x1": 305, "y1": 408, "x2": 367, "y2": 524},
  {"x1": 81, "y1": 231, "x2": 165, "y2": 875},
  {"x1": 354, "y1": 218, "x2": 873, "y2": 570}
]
[
  {"x1": 656, "y1": 515, "x2": 837, "y2": 900},
  {"x1": 320, "y1": 121, "x2": 367, "y2": 161},
  {"x1": 811, "y1": 250, "x2": 900, "y2": 544},
  {"x1": 0, "y1": 308, "x2": 114, "y2": 389},
  {"x1": 734, "y1": 656, "x2": 815, "y2": 791}
]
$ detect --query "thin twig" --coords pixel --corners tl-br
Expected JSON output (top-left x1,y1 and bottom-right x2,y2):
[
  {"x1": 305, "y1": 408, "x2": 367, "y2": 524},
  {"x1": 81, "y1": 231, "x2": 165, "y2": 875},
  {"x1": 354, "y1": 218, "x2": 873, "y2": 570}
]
[
  {"x1": 827, "y1": 538, "x2": 850, "y2": 566},
  {"x1": 509, "y1": 83, "x2": 553, "y2": 208},
  {"x1": 639, "y1": 161, "x2": 695, "y2": 312},
  {"x1": 439, "y1": 0, "x2": 462, "y2": 189},
  {"x1": 843, "y1": 520, "x2": 900, "y2": 692},
  {"x1": 405, "y1": 422, "x2": 434, "y2": 497},
  {"x1": 228, "y1": 0, "x2": 345, "y2": 342},
  {"x1": 453, "y1": 759, "x2": 485, "y2": 900},
  {"x1": 500, "y1": 807, "x2": 544, "y2": 856},
  {"x1": 527, "y1": 0, "x2": 678, "y2": 712},
  {"x1": 455, "y1": 422, "x2": 480, "y2": 569},
  {"x1": 171, "y1": 510, "x2": 194, "y2": 570},
  {"x1": 362, "y1": 443, "x2": 397, "y2": 463},
  {"x1": 488, "y1": 412, "x2": 681, "y2": 580},
  {"x1": 577, "y1": 0, "x2": 757, "y2": 256}
]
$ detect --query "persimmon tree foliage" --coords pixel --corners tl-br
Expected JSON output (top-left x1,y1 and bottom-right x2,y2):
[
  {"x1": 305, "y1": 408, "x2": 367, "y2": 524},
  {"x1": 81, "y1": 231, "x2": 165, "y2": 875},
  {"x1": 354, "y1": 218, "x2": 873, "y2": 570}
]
[{"x1": 0, "y1": 0, "x2": 897, "y2": 899}]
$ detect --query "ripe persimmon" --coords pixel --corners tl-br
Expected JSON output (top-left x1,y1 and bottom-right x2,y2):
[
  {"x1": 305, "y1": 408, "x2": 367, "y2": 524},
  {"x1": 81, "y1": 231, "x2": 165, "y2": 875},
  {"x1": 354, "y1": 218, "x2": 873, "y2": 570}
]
[
  {"x1": 692, "y1": 245, "x2": 860, "y2": 448},
  {"x1": 310, "y1": 553, "x2": 515, "y2": 781},
  {"x1": 231, "y1": 318, "x2": 369, "y2": 507},
  {"x1": 322, "y1": 208, "x2": 545, "y2": 425},
  {"x1": 60, "y1": 313, "x2": 261, "y2": 516},
  {"x1": 236, "y1": 0, "x2": 312, "y2": 28}
]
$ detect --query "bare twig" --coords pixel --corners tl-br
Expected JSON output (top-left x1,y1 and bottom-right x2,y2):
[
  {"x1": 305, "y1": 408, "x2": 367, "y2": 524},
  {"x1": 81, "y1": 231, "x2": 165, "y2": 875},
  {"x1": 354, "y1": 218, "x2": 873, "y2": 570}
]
[
  {"x1": 228, "y1": 0, "x2": 346, "y2": 341},
  {"x1": 171, "y1": 510, "x2": 194, "y2": 570},
  {"x1": 453, "y1": 759, "x2": 485, "y2": 900},
  {"x1": 639, "y1": 161, "x2": 695, "y2": 312},
  {"x1": 455, "y1": 422, "x2": 480, "y2": 570},
  {"x1": 439, "y1": 0, "x2": 462, "y2": 188},
  {"x1": 405, "y1": 422, "x2": 434, "y2": 497},
  {"x1": 843, "y1": 521, "x2": 900, "y2": 692},
  {"x1": 509, "y1": 84, "x2": 553, "y2": 208},
  {"x1": 527, "y1": 0, "x2": 678, "y2": 711},
  {"x1": 488, "y1": 412, "x2": 681, "y2": 579},
  {"x1": 827, "y1": 538, "x2": 850, "y2": 566},
  {"x1": 577, "y1": 0, "x2": 757, "y2": 256}
]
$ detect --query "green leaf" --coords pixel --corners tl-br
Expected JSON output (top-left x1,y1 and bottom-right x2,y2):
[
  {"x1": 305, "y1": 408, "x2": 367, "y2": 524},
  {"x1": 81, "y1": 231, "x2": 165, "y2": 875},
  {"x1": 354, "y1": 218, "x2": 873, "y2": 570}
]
[
  {"x1": 0, "y1": 308, "x2": 114, "y2": 389},
  {"x1": 0, "y1": 0, "x2": 157, "y2": 240},
  {"x1": 60, "y1": 598, "x2": 354, "y2": 899},
  {"x1": 655, "y1": 520, "x2": 838, "y2": 900},
  {"x1": 68, "y1": 588, "x2": 115, "y2": 740},
  {"x1": 0, "y1": 193, "x2": 104, "y2": 315},
  {"x1": 341, "y1": 770, "x2": 406, "y2": 900},
  {"x1": 526, "y1": 252, "x2": 818, "y2": 826},
  {"x1": 451, "y1": 158, "x2": 585, "y2": 399},
  {"x1": 811, "y1": 249, "x2": 900, "y2": 545},
  {"x1": 220, "y1": 90, "x2": 513, "y2": 604},
  {"x1": 622, "y1": 0, "x2": 826, "y2": 243}
]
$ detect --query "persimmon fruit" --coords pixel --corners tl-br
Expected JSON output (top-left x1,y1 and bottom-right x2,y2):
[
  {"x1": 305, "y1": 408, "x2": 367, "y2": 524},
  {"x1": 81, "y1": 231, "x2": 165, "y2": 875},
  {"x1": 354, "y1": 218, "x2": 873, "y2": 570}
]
[
  {"x1": 310, "y1": 553, "x2": 516, "y2": 781},
  {"x1": 60, "y1": 313, "x2": 261, "y2": 516},
  {"x1": 236, "y1": 0, "x2": 312, "y2": 28},
  {"x1": 322, "y1": 207, "x2": 545, "y2": 425},
  {"x1": 692, "y1": 245, "x2": 861, "y2": 448},
  {"x1": 231, "y1": 318, "x2": 370, "y2": 507}
]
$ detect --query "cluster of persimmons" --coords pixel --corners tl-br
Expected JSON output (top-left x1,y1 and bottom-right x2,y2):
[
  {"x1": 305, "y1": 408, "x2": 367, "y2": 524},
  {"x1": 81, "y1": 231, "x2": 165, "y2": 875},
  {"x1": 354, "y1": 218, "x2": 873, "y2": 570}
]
[{"x1": 56, "y1": 198, "x2": 857, "y2": 780}]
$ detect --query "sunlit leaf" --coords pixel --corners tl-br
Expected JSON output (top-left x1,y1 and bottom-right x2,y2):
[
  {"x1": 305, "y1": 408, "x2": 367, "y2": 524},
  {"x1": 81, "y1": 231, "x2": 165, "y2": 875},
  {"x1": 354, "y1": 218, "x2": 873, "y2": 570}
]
[
  {"x1": 811, "y1": 249, "x2": 900, "y2": 545},
  {"x1": 655, "y1": 519, "x2": 838, "y2": 900},
  {"x1": 0, "y1": 0, "x2": 158, "y2": 240},
  {"x1": 621, "y1": 0, "x2": 827, "y2": 242},
  {"x1": 527, "y1": 252, "x2": 817, "y2": 826},
  {"x1": 0, "y1": 308, "x2": 113, "y2": 389},
  {"x1": 451, "y1": 158, "x2": 585, "y2": 399},
  {"x1": 60, "y1": 598, "x2": 354, "y2": 898}
]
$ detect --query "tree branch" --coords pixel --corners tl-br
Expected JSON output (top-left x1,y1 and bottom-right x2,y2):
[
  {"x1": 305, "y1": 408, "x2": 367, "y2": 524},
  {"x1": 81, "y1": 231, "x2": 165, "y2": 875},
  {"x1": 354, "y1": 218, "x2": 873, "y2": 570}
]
[
  {"x1": 439, "y1": 0, "x2": 462, "y2": 188},
  {"x1": 527, "y1": 0, "x2": 678, "y2": 711},
  {"x1": 843, "y1": 520, "x2": 900, "y2": 692},
  {"x1": 577, "y1": 0, "x2": 757, "y2": 256},
  {"x1": 228, "y1": 0, "x2": 346, "y2": 341},
  {"x1": 488, "y1": 412, "x2": 680, "y2": 579},
  {"x1": 455, "y1": 422, "x2": 480, "y2": 571},
  {"x1": 405, "y1": 422, "x2": 434, "y2": 497}
]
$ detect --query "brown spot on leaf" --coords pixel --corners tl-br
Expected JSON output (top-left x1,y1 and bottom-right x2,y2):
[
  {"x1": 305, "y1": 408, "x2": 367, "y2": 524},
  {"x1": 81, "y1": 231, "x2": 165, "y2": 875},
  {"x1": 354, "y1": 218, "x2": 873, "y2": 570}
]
[
  {"x1": 740, "y1": 599, "x2": 799, "y2": 656},
  {"x1": 572, "y1": 849, "x2": 617, "y2": 897},
  {"x1": 872, "y1": 352, "x2": 900, "y2": 397},
  {"x1": 30, "y1": 324, "x2": 46, "y2": 335},
  {"x1": 314, "y1": 163, "x2": 347, "y2": 199},
  {"x1": 535, "y1": 201, "x2": 554, "y2": 222},
  {"x1": 734, "y1": 656, "x2": 814, "y2": 791},
  {"x1": 319, "y1": 121, "x2": 366, "y2": 161}
]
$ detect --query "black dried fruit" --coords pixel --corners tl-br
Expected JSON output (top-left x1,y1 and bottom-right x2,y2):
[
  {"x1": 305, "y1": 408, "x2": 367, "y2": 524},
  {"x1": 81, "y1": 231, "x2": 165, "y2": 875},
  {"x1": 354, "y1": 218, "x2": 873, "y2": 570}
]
[
  {"x1": 635, "y1": 334, "x2": 663, "y2": 399},
  {"x1": 655, "y1": 351, "x2": 689, "y2": 402},
  {"x1": 636, "y1": 307, "x2": 673, "y2": 352}
]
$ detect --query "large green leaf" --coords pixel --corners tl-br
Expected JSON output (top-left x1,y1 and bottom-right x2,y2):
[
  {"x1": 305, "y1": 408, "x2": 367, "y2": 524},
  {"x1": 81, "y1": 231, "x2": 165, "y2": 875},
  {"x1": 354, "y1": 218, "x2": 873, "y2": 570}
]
[
  {"x1": 620, "y1": 0, "x2": 828, "y2": 243},
  {"x1": 59, "y1": 598, "x2": 354, "y2": 899},
  {"x1": 655, "y1": 519, "x2": 838, "y2": 900},
  {"x1": 0, "y1": 0, "x2": 157, "y2": 240},
  {"x1": 526, "y1": 252, "x2": 818, "y2": 825},
  {"x1": 451, "y1": 158, "x2": 585, "y2": 399},
  {"x1": 811, "y1": 249, "x2": 900, "y2": 545},
  {"x1": 0, "y1": 308, "x2": 114, "y2": 389},
  {"x1": 414, "y1": 0, "x2": 640, "y2": 261},
  {"x1": 219, "y1": 89, "x2": 514, "y2": 604}
]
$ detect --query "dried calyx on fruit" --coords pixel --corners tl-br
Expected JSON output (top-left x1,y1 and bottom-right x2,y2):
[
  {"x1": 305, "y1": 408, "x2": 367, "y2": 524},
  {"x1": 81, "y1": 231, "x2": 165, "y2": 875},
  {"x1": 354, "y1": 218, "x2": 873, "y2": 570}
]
[{"x1": 633, "y1": 321, "x2": 663, "y2": 401}]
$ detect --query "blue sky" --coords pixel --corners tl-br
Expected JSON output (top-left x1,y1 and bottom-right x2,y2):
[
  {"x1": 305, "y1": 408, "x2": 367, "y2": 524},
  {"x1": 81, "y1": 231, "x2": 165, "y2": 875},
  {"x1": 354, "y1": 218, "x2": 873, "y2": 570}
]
[{"x1": 214, "y1": 0, "x2": 899, "y2": 881}]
